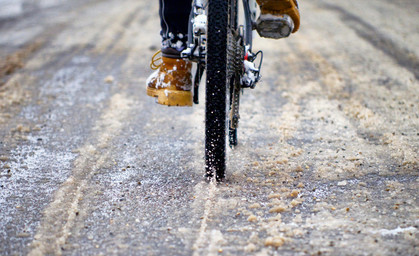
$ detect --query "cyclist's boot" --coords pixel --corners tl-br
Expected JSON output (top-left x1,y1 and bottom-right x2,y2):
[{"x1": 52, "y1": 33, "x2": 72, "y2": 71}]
[
  {"x1": 256, "y1": 0, "x2": 300, "y2": 39},
  {"x1": 146, "y1": 48, "x2": 193, "y2": 107}
]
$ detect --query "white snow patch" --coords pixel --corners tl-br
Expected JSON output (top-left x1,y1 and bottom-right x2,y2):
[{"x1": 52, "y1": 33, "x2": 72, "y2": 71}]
[
  {"x1": 193, "y1": 14, "x2": 207, "y2": 34},
  {"x1": 146, "y1": 70, "x2": 159, "y2": 85},
  {"x1": 0, "y1": 0, "x2": 22, "y2": 18},
  {"x1": 372, "y1": 226, "x2": 417, "y2": 236},
  {"x1": 71, "y1": 56, "x2": 90, "y2": 64},
  {"x1": 337, "y1": 180, "x2": 347, "y2": 186},
  {"x1": 172, "y1": 40, "x2": 184, "y2": 50}
]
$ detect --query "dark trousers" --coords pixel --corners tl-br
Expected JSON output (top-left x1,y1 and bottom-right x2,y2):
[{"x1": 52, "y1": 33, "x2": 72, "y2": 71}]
[{"x1": 159, "y1": 0, "x2": 192, "y2": 51}]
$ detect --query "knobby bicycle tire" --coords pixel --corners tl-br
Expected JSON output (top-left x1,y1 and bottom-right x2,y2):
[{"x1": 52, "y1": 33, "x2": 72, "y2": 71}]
[{"x1": 205, "y1": 0, "x2": 233, "y2": 180}]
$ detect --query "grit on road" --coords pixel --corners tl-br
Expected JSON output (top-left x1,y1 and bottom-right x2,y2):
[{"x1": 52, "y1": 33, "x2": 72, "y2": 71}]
[{"x1": 0, "y1": 0, "x2": 418, "y2": 255}]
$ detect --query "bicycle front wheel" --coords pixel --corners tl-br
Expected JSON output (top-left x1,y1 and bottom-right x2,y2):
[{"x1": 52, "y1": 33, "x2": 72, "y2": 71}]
[{"x1": 205, "y1": 0, "x2": 234, "y2": 180}]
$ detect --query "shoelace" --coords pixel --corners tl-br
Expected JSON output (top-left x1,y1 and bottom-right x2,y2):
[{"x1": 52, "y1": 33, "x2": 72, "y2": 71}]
[{"x1": 150, "y1": 50, "x2": 162, "y2": 70}]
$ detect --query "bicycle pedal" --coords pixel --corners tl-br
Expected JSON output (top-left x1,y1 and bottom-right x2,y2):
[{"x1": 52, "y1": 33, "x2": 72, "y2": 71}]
[{"x1": 256, "y1": 14, "x2": 294, "y2": 39}]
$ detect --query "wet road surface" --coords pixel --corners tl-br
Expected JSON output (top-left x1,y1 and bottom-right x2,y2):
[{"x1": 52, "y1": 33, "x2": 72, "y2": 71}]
[{"x1": 0, "y1": 0, "x2": 418, "y2": 255}]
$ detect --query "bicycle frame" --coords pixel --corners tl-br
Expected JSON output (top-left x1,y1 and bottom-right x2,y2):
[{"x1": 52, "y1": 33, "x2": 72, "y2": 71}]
[
  {"x1": 183, "y1": 0, "x2": 257, "y2": 61},
  {"x1": 182, "y1": 0, "x2": 262, "y2": 93},
  {"x1": 243, "y1": 0, "x2": 258, "y2": 49}
]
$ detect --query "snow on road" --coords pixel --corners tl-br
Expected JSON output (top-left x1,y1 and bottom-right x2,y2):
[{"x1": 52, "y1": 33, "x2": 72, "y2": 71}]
[{"x1": 0, "y1": 0, "x2": 418, "y2": 255}]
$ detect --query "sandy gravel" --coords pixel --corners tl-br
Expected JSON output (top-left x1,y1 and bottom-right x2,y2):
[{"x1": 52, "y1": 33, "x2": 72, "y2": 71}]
[{"x1": 0, "y1": 0, "x2": 417, "y2": 255}]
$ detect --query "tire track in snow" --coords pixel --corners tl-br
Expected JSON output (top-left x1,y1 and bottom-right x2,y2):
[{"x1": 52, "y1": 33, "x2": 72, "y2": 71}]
[
  {"x1": 27, "y1": 5, "x2": 147, "y2": 251},
  {"x1": 175, "y1": 95, "x2": 226, "y2": 255},
  {"x1": 28, "y1": 93, "x2": 135, "y2": 255},
  {"x1": 191, "y1": 181, "x2": 220, "y2": 256},
  {"x1": 169, "y1": 81, "x2": 229, "y2": 255}
]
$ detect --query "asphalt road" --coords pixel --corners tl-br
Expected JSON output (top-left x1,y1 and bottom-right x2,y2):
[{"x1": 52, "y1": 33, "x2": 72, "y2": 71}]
[{"x1": 0, "y1": 0, "x2": 418, "y2": 255}]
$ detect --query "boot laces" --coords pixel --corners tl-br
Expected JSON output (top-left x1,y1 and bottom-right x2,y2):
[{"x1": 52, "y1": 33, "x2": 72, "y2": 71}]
[{"x1": 150, "y1": 50, "x2": 162, "y2": 70}]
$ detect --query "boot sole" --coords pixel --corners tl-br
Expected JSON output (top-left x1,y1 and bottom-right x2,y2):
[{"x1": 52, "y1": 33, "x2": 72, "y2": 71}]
[{"x1": 147, "y1": 87, "x2": 193, "y2": 107}]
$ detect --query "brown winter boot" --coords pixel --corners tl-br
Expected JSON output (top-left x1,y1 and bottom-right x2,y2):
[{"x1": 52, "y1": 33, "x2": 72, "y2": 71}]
[
  {"x1": 256, "y1": 0, "x2": 300, "y2": 39},
  {"x1": 146, "y1": 50, "x2": 193, "y2": 107}
]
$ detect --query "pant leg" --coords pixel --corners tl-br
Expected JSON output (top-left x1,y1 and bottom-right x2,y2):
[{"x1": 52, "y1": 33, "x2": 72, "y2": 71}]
[{"x1": 159, "y1": 0, "x2": 192, "y2": 51}]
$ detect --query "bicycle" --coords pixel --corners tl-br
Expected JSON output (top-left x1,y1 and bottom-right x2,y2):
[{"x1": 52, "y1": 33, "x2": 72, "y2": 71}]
[{"x1": 182, "y1": 0, "x2": 263, "y2": 181}]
